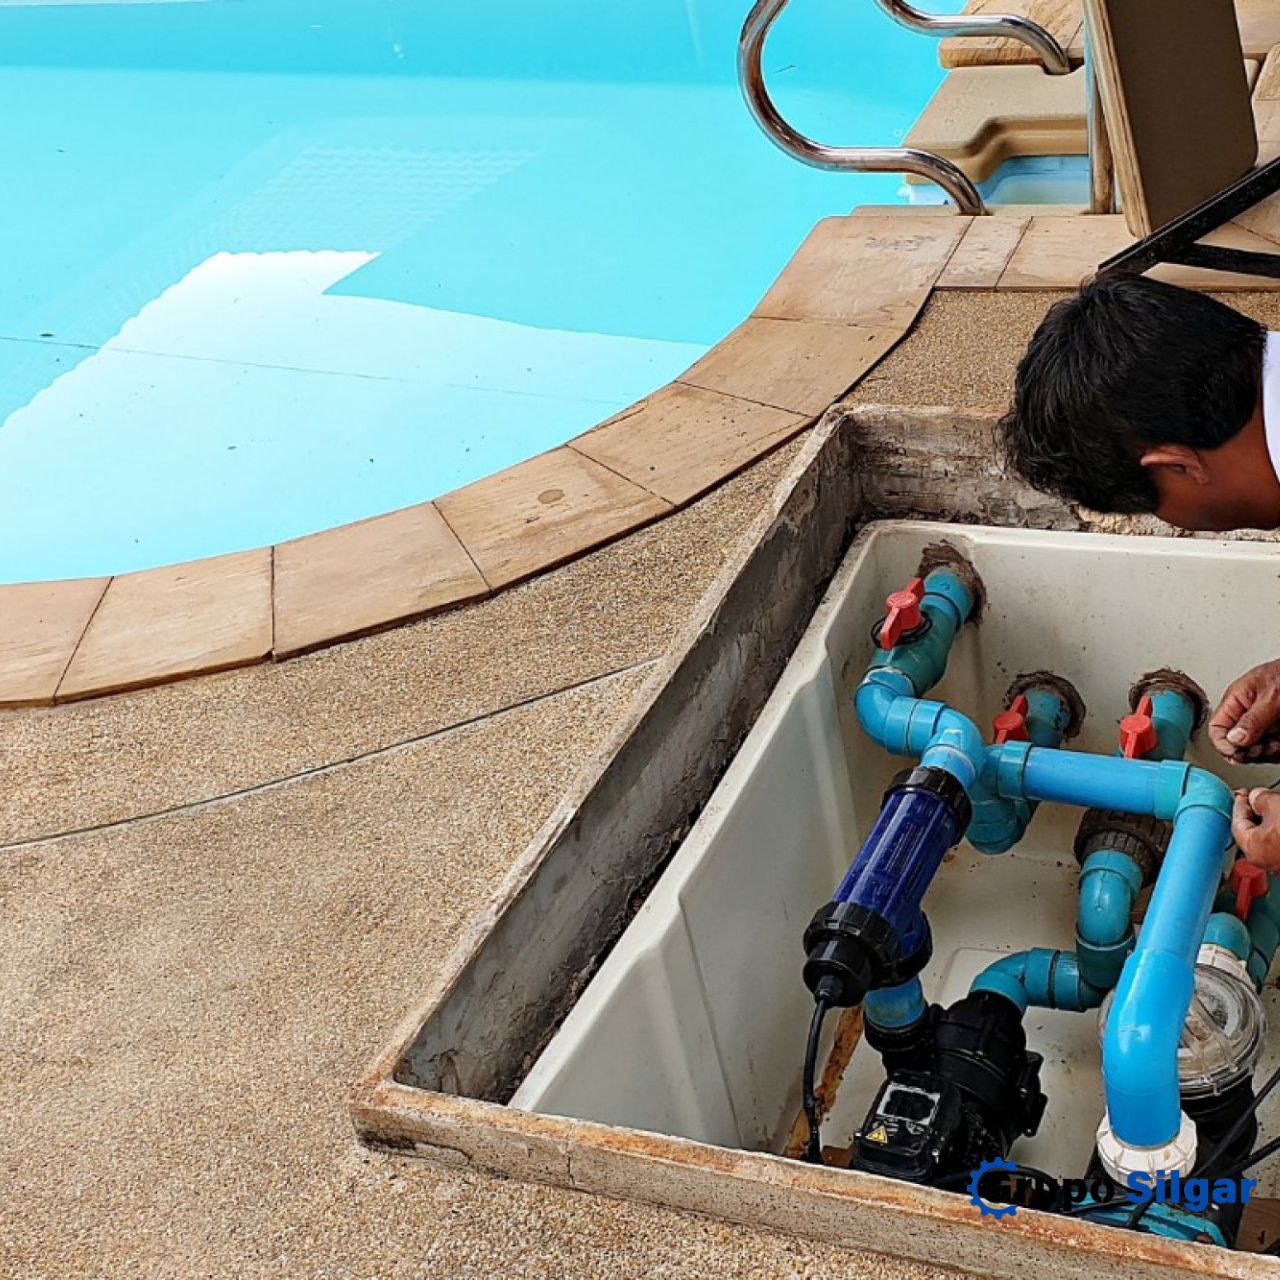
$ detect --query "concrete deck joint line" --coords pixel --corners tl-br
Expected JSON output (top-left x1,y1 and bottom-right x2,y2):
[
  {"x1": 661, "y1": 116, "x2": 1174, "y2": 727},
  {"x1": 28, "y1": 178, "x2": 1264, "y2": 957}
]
[{"x1": 1, "y1": 659, "x2": 658, "y2": 855}]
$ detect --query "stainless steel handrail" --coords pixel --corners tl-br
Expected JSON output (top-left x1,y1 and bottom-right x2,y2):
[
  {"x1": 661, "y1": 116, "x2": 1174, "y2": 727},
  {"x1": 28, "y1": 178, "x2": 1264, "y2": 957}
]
[
  {"x1": 872, "y1": 0, "x2": 1071, "y2": 76},
  {"x1": 738, "y1": 0, "x2": 1073, "y2": 215}
]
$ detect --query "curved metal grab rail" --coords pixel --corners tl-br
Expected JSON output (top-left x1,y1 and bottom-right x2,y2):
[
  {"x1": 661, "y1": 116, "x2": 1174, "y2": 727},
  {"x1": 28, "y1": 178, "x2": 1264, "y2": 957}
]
[
  {"x1": 872, "y1": 0, "x2": 1071, "y2": 76},
  {"x1": 739, "y1": 0, "x2": 1072, "y2": 215}
]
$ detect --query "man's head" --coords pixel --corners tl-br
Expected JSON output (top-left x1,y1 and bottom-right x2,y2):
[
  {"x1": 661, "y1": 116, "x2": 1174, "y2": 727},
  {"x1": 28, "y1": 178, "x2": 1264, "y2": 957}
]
[{"x1": 1000, "y1": 274, "x2": 1279, "y2": 531}]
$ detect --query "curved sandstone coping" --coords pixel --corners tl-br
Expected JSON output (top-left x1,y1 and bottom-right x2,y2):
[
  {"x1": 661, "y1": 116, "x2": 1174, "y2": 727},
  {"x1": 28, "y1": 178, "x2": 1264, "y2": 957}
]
[
  {"x1": 939, "y1": 0, "x2": 1280, "y2": 70},
  {"x1": 10, "y1": 202, "x2": 1280, "y2": 709},
  {"x1": 0, "y1": 212, "x2": 973, "y2": 708}
]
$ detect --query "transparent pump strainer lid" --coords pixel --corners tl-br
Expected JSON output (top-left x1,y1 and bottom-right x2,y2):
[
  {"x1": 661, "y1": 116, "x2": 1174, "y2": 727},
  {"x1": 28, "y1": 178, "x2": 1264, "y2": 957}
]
[{"x1": 1098, "y1": 964, "x2": 1266, "y2": 1099}]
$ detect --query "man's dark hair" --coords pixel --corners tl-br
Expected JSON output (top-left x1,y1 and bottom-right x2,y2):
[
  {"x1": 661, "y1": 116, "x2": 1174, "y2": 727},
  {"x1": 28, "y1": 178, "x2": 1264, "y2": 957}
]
[{"x1": 999, "y1": 274, "x2": 1265, "y2": 513}]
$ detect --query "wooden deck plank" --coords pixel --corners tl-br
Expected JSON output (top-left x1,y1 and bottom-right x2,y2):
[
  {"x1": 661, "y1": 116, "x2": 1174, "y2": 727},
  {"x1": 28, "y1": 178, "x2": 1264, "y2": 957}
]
[
  {"x1": 940, "y1": 1, "x2": 1279, "y2": 68},
  {"x1": 677, "y1": 318, "x2": 903, "y2": 416},
  {"x1": 937, "y1": 216, "x2": 1032, "y2": 287},
  {"x1": 754, "y1": 214, "x2": 969, "y2": 328},
  {"x1": 572, "y1": 384, "x2": 808, "y2": 508},
  {"x1": 939, "y1": 0, "x2": 1084, "y2": 70},
  {"x1": 999, "y1": 213, "x2": 1280, "y2": 289}
]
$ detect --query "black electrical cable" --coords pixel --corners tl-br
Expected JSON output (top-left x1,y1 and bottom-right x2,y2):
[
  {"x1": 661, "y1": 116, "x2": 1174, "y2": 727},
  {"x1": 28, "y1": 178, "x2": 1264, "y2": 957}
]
[
  {"x1": 1192, "y1": 1063, "x2": 1280, "y2": 1179},
  {"x1": 1120, "y1": 1034, "x2": 1280, "y2": 1232},
  {"x1": 1205, "y1": 1131, "x2": 1280, "y2": 1185},
  {"x1": 933, "y1": 1161, "x2": 1059, "y2": 1193},
  {"x1": 802, "y1": 998, "x2": 830, "y2": 1164}
]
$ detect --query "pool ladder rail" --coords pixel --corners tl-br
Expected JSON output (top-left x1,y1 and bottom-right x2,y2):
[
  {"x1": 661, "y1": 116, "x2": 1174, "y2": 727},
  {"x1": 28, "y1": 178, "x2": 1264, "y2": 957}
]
[{"x1": 738, "y1": 0, "x2": 1112, "y2": 215}]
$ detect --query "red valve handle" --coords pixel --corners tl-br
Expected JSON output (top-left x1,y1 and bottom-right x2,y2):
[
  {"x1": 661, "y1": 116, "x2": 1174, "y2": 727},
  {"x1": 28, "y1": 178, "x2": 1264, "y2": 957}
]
[
  {"x1": 1232, "y1": 858, "x2": 1268, "y2": 922},
  {"x1": 993, "y1": 694, "x2": 1030, "y2": 745},
  {"x1": 1119, "y1": 695, "x2": 1159, "y2": 760},
  {"x1": 879, "y1": 577, "x2": 926, "y2": 650}
]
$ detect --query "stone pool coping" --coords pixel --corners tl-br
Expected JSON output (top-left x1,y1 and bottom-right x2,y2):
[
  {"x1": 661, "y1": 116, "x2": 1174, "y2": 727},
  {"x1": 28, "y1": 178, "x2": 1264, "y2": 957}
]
[
  {"x1": 938, "y1": 0, "x2": 1280, "y2": 70},
  {"x1": 11, "y1": 192, "x2": 1280, "y2": 710}
]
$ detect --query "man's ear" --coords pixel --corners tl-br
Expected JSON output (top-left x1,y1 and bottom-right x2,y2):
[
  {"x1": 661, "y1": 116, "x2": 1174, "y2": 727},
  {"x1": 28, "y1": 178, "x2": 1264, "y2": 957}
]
[{"x1": 1139, "y1": 444, "x2": 1210, "y2": 484}]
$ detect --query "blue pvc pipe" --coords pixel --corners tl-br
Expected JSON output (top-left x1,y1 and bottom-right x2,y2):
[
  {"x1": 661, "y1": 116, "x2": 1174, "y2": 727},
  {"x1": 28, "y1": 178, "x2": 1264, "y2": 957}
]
[
  {"x1": 853, "y1": 579, "x2": 1236, "y2": 1151},
  {"x1": 865, "y1": 977, "x2": 927, "y2": 1029},
  {"x1": 972, "y1": 948, "x2": 1104, "y2": 1014},
  {"x1": 1102, "y1": 800, "x2": 1232, "y2": 1147},
  {"x1": 1023, "y1": 688, "x2": 1075, "y2": 747},
  {"x1": 989, "y1": 743, "x2": 1232, "y2": 1146},
  {"x1": 1072, "y1": 690, "x2": 1198, "y2": 989},
  {"x1": 995, "y1": 745, "x2": 1182, "y2": 817},
  {"x1": 967, "y1": 687, "x2": 1074, "y2": 855},
  {"x1": 1076, "y1": 850, "x2": 1143, "y2": 989},
  {"x1": 918, "y1": 710, "x2": 986, "y2": 791},
  {"x1": 1147, "y1": 689, "x2": 1197, "y2": 763},
  {"x1": 866, "y1": 569, "x2": 973, "y2": 697}
]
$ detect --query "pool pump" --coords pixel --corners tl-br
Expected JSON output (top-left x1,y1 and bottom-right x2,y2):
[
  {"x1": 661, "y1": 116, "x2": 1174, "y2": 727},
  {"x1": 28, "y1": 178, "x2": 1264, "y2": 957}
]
[
  {"x1": 794, "y1": 547, "x2": 1280, "y2": 1251},
  {"x1": 853, "y1": 990, "x2": 1047, "y2": 1185}
]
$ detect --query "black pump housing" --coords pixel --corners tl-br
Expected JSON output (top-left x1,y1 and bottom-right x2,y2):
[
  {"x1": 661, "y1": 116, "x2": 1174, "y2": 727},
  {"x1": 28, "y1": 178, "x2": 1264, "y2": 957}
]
[{"x1": 854, "y1": 991, "x2": 1047, "y2": 1186}]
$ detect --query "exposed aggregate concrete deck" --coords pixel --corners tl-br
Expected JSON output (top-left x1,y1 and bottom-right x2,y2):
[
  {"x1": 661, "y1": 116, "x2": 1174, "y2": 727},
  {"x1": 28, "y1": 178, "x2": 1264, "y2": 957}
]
[
  {"x1": 0, "y1": 436, "x2": 956, "y2": 1278},
  {"x1": 0, "y1": 441, "x2": 801, "y2": 847},
  {"x1": 850, "y1": 289, "x2": 1280, "y2": 411},
  {"x1": 25, "y1": 276, "x2": 1279, "y2": 1275}
]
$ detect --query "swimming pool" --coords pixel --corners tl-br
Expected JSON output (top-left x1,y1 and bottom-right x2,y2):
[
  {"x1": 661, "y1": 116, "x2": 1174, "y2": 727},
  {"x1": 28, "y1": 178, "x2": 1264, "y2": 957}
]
[{"x1": 0, "y1": 0, "x2": 959, "y2": 583}]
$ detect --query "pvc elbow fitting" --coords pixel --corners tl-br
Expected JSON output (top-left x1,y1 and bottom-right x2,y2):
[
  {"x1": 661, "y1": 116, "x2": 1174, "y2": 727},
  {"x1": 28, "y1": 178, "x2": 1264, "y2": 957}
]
[
  {"x1": 854, "y1": 669, "x2": 914, "y2": 750},
  {"x1": 971, "y1": 948, "x2": 1104, "y2": 1014},
  {"x1": 1076, "y1": 851, "x2": 1142, "y2": 989},
  {"x1": 1174, "y1": 768, "x2": 1234, "y2": 821}
]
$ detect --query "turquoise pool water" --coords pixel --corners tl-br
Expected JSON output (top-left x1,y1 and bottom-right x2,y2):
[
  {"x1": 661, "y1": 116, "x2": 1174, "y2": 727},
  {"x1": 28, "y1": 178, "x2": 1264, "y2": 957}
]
[{"x1": 0, "y1": 0, "x2": 958, "y2": 583}]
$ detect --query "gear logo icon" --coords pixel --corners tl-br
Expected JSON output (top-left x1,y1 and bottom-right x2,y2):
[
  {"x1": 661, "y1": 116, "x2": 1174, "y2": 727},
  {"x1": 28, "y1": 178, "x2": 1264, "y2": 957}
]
[{"x1": 968, "y1": 1157, "x2": 1019, "y2": 1220}]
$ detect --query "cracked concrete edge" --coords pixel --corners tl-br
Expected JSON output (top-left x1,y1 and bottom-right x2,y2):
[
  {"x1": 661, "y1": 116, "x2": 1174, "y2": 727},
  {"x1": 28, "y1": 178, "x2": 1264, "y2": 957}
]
[
  {"x1": 349, "y1": 1081, "x2": 1270, "y2": 1280},
  {"x1": 353, "y1": 410, "x2": 862, "y2": 1105},
  {"x1": 844, "y1": 401, "x2": 1280, "y2": 541}
]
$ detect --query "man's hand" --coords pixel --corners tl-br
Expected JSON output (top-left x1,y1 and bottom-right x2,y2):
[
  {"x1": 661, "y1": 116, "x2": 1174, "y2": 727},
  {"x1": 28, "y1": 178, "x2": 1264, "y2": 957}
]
[
  {"x1": 1233, "y1": 788, "x2": 1280, "y2": 870},
  {"x1": 1209, "y1": 659, "x2": 1280, "y2": 763}
]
